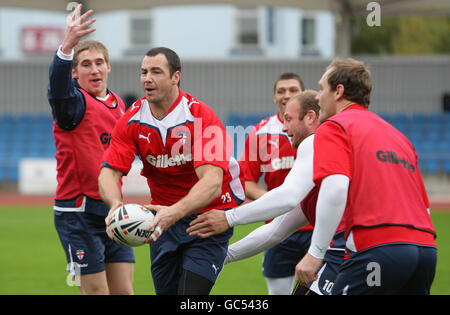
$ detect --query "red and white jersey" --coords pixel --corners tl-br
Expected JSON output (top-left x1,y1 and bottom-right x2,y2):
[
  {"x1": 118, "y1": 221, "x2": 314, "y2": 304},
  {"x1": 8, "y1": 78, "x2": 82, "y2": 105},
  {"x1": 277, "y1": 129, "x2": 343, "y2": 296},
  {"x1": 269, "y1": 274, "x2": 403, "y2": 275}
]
[
  {"x1": 53, "y1": 89, "x2": 125, "y2": 202},
  {"x1": 240, "y1": 113, "x2": 295, "y2": 190},
  {"x1": 103, "y1": 90, "x2": 245, "y2": 212},
  {"x1": 313, "y1": 104, "x2": 436, "y2": 251},
  {"x1": 240, "y1": 113, "x2": 313, "y2": 231}
]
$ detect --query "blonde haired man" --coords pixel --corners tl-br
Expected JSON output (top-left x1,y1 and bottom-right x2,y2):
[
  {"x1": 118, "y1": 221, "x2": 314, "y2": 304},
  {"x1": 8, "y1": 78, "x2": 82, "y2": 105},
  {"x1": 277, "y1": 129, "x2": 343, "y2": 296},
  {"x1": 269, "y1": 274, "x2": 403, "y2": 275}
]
[{"x1": 48, "y1": 5, "x2": 134, "y2": 295}]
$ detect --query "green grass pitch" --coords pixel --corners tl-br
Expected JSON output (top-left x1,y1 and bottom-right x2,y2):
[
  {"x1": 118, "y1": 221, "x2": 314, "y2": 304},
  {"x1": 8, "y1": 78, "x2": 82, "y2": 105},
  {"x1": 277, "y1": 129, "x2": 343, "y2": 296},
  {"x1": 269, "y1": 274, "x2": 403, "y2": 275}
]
[{"x1": 0, "y1": 206, "x2": 448, "y2": 295}]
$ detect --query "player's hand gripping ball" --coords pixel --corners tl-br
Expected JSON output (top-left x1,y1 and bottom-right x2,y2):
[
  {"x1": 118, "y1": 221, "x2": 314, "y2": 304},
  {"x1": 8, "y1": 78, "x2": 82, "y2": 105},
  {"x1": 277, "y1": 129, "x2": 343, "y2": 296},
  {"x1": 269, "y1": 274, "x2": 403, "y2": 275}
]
[{"x1": 108, "y1": 204, "x2": 156, "y2": 246}]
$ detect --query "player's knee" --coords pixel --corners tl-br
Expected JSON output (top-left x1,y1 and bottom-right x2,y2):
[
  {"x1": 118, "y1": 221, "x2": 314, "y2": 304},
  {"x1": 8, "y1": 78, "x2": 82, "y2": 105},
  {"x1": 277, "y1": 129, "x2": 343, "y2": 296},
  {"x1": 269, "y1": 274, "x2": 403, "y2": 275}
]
[
  {"x1": 79, "y1": 273, "x2": 110, "y2": 295},
  {"x1": 109, "y1": 286, "x2": 134, "y2": 295},
  {"x1": 108, "y1": 279, "x2": 134, "y2": 295},
  {"x1": 80, "y1": 284, "x2": 110, "y2": 295}
]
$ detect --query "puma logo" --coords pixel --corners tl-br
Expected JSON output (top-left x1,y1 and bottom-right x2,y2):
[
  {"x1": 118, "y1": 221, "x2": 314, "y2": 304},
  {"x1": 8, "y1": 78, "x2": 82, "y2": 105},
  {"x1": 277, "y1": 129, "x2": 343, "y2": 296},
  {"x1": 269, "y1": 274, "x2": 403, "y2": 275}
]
[
  {"x1": 188, "y1": 99, "x2": 200, "y2": 107},
  {"x1": 130, "y1": 103, "x2": 140, "y2": 112},
  {"x1": 139, "y1": 132, "x2": 151, "y2": 144},
  {"x1": 268, "y1": 139, "x2": 279, "y2": 148}
]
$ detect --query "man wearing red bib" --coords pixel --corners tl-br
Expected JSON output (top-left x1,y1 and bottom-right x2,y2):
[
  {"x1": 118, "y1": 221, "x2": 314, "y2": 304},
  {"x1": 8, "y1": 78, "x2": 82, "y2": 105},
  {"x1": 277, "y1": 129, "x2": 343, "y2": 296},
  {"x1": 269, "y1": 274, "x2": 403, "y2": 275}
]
[
  {"x1": 295, "y1": 58, "x2": 437, "y2": 295},
  {"x1": 49, "y1": 5, "x2": 134, "y2": 295}
]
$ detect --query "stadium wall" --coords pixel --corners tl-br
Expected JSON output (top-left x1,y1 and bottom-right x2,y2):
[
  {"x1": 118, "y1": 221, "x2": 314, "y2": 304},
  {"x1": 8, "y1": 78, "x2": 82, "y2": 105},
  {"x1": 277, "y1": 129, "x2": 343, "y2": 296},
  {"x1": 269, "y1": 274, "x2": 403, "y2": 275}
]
[{"x1": 0, "y1": 56, "x2": 449, "y2": 120}]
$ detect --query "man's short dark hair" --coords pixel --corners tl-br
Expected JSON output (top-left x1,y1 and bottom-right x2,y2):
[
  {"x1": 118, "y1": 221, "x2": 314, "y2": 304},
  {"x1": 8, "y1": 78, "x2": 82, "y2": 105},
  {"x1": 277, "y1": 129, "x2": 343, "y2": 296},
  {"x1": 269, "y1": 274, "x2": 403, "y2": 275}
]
[
  {"x1": 326, "y1": 58, "x2": 372, "y2": 107},
  {"x1": 292, "y1": 90, "x2": 320, "y2": 119},
  {"x1": 145, "y1": 47, "x2": 181, "y2": 78},
  {"x1": 274, "y1": 73, "x2": 305, "y2": 93}
]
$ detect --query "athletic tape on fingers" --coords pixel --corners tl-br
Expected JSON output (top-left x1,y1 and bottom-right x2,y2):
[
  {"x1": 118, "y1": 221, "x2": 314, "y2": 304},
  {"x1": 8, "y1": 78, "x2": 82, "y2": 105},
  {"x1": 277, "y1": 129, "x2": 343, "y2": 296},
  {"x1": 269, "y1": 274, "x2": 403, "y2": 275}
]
[{"x1": 151, "y1": 226, "x2": 162, "y2": 241}]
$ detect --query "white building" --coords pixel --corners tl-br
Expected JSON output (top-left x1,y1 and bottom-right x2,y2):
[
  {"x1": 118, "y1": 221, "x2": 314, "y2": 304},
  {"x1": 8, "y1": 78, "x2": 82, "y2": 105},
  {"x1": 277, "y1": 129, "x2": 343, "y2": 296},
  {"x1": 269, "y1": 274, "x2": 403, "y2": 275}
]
[{"x1": 0, "y1": 5, "x2": 335, "y2": 60}]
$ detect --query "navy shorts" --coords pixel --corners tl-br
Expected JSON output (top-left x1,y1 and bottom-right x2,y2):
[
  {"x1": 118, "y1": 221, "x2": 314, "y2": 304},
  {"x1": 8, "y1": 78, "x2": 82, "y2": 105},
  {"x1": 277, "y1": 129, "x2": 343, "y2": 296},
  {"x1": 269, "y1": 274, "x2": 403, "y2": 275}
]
[
  {"x1": 54, "y1": 211, "x2": 135, "y2": 276},
  {"x1": 305, "y1": 249, "x2": 345, "y2": 295},
  {"x1": 293, "y1": 231, "x2": 345, "y2": 295},
  {"x1": 262, "y1": 230, "x2": 312, "y2": 278},
  {"x1": 332, "y1": 244, "x2": 437, "y2": 295},
  {"x1": 150, "y1": 213, "x2": 233, "y2": 295}
]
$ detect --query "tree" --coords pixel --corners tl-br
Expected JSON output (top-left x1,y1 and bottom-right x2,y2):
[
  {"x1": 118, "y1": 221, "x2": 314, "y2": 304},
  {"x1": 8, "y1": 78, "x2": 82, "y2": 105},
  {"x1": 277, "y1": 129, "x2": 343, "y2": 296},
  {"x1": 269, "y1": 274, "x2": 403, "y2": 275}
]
[{"x1": 351, "y1": 16, "x2": 450, "y2": 55}]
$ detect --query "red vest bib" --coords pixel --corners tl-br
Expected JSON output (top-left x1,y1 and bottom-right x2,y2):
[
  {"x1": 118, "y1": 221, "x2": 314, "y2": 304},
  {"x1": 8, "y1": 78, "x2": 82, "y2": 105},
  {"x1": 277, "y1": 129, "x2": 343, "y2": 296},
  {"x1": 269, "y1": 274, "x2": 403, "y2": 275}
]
[
  {"x1": 53, "y1": 89, "x2": 125, "y2": 200},
  {"x1": 329, "y1": 106, "x2": 435, "y2": 239}
]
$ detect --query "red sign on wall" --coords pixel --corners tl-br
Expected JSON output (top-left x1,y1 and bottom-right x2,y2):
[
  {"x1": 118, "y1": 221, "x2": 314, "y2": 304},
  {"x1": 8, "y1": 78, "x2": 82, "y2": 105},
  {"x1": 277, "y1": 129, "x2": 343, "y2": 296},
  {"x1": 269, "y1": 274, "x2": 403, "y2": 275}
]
[{"x1": 21, "y1": 27, "x2": 64, "y2": 54}]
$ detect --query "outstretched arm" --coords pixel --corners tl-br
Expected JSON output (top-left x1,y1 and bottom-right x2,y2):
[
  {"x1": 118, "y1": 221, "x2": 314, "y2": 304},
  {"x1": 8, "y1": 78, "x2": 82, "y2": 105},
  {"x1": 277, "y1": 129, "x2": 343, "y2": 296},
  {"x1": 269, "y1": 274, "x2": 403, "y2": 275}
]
[
  {"x1": 48, "y1": 4, "x2": 96, "y2": 130},
  {"x1": 187, "y1": 135, "x2": 315, "y2": 238},
  {"x1": 226, "y1": 205, "x2": 308, "y2": 263}
]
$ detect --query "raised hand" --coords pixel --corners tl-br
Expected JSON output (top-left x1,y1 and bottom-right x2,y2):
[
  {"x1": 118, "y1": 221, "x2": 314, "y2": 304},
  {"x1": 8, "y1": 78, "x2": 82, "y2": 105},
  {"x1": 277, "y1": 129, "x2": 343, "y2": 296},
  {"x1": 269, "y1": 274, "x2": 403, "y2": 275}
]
[{"x1": 61, "y1": 3, "x2": 96, "y2": 54}]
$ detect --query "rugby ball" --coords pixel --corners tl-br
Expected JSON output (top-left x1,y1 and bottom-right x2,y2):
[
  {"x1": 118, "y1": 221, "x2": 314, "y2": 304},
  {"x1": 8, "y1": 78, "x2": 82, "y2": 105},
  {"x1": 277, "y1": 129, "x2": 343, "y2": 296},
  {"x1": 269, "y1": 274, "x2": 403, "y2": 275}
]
[{"x1": 108, "y1": 204, "x2": 155, "y2": 247}]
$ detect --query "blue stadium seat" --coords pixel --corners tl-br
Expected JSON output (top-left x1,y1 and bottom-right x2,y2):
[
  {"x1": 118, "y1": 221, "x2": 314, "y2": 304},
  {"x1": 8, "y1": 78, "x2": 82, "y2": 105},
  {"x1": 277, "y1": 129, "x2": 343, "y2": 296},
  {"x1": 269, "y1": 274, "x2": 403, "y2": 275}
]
[
  {"x1": 443, "y1": 132, "x2": 450, "y2": 142},
  {"x1": 0, "y1": 113, "x2": 14, "y2": 124},
  {"x1": 443, "y1": 112, "x2": 450, "y2": 124},
  {"x1": 378, "y1": 112, "x2": 393, "y2": 124},
  {"x1": 43, "y1": 142, "x2": 57, "y2": 157},
  {"x1": 0, "y1": 166, "x2": 5, "y2": 180},
  {"x1": 443, "y1": 160, "x2": 450, "y2": 173},
  {"x1": 389, "y1": 112, "x2": 409, "y2": 134},
  {"x1": 393, "y1": 112, "x2": 409, "y2": 126},
  {"x1": 244, "y1": 113, "x2": 262, "y2": 127},
  {"x1": 436, "y1": 140, "x2": 450, "y2": 152},
  {"x1": 424, "y1": 158, "x2": 441, "y2": 174},
  {"x1": 409, "y1": 131, "x2": 424, "y2": 144},
  {"x1": 411, "y1": 112, "x2": 426, "y2": 133},
  {"x1": 437, "y1": 141, "x2": 450, "y2": 165},
  {"x1": 427, "y1": 112, "x2": 442, "y2": 127},
  {"x1": 7, "y1": 166, "x2": 18, "y2": 181},
  {"x1": 442, "y1": 118, "x2": 450, "y2": 131},
  {"x1": 417, "y1": 143, "x2": 438, "y2": 165},
  {"x1": 227, "y1": 113, "x2": 243, "y2": 127},
  {"x1": 395, "y1": 122, "x2": 409, "y2": 136},
  {"x1": 0, "y1": 119, "x2": 14, "y2": 133},
  {"x1": 427, "y1": 121, "x2": 442, "y2": 132},
  {"x1": 20, "y1": 114, "x2": 33, "y2": 126},
  {"x1": 426, "y1": 129, "x2": 441, "y2": 142},
  {"x1": 36, "y1": 113, "x2": 53, "y2": 124},
  {"x1": 413, "y1": 140, "x2": 427, "y2": 155}
]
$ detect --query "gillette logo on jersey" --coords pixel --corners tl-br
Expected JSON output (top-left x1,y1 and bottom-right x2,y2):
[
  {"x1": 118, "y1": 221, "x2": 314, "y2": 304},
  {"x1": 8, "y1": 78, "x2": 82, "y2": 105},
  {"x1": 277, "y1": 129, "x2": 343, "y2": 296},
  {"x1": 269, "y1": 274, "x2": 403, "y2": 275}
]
[
  {"x1": 259, "y1": 156, "x2": 295, "y2": 173},
  {"x1": 146, "y1": 153, "x2": 193, "y2": 168},
  {"x1": 103, "y1": 90, "x2": 246, "y2": 211}
]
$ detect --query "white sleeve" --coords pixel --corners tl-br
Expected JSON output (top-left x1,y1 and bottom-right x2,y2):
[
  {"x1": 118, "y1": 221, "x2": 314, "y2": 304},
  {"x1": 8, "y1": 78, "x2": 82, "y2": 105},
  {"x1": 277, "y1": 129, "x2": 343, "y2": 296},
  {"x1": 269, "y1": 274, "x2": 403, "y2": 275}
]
[
  {"x1": 225, "y1": 135, "x2": 315, "y2": 227},
  {"x1": 307, "y1": 174, "x2": 349, "y2": 259},
  {"x1": 225, "y1": 205, "x2": 308, "y2": 263},
  {"x1": 57, "y1": 45, "x2": 74, "y2": 61}
]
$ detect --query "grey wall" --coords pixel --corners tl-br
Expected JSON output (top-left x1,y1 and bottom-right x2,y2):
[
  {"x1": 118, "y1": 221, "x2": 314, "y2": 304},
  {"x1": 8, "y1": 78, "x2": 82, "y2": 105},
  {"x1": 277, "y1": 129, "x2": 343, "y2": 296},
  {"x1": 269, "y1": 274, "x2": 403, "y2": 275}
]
[{"x1": 1, "y1": 56, "x2": 449, "y2": 121}]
